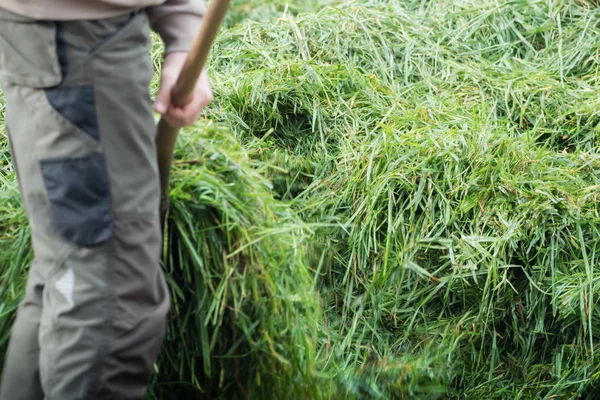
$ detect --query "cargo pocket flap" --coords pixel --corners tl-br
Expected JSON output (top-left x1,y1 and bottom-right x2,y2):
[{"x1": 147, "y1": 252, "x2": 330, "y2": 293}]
[{"x1": 0, "y1": 10, "x2": 62, "y2": 87}]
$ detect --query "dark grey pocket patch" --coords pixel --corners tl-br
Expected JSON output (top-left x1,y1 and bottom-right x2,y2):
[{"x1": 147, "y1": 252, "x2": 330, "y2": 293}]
[
  {"x1": 45, "y1": 85, "x2": 99, "y2": 141},
  {"x1": 40, "y1": 153, "x2": 112, "y2": 246}
]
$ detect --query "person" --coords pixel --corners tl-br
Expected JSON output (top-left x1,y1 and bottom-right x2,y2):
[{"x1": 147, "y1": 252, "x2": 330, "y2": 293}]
[{"x1": 0, "y1": 0, "x2": 213, "y2": 398}]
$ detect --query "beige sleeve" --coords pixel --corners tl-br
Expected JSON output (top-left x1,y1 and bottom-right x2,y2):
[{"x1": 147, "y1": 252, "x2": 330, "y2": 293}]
[{"x1": 146, "y1": 0, "x2": 206, "y2": 53}]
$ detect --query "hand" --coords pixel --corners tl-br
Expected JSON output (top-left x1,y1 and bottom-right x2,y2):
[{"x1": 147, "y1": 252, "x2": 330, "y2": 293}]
[{"x1": 153, "y1": 52, "x2": 213, "y2": 128}]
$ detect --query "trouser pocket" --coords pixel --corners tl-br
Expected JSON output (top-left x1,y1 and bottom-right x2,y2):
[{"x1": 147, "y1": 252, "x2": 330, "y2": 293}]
[
  {"x1": 40, "y1": 153, "x2": 112, "y2": 247},
  {"x1": 0, "y1": 7, "x2": 62, "y2": 88}
]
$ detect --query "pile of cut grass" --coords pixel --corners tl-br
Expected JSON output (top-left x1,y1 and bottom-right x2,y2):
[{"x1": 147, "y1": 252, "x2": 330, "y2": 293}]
[
  {"x1": 2, "y1": 0, "x2": 600, "y2": 399},
  {"x1": 202, "y1": 0, "x2": 600, "y2": 398}
]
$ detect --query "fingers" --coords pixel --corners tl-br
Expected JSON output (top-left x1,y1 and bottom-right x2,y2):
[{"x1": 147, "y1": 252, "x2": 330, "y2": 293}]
[
  {"x1": 161, "y1": 90, "x2": 213, "y2": 128},
  {"x1": 154, "y1": 54, "x2": 213, "y2": 128},
  {"x1": 154, "y1": 52, "x2": 187, "y2": 115},
  {"x1": 159, "y1": 69, "x2": 213, "y2": 128}
]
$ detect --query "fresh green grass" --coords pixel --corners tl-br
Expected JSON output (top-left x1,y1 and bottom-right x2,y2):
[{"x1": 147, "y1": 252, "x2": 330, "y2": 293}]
[
  {"x1": 147, "y1": 124, "x2": 322, "y2": 399},
  {"x1": 3, "y1": 0, "x2": 600, "y2": 399}
]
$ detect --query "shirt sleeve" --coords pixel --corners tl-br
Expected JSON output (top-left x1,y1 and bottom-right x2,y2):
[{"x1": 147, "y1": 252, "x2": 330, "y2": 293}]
[{"x1": 146, "y1": 0, "x2": 206, "y2": 53}]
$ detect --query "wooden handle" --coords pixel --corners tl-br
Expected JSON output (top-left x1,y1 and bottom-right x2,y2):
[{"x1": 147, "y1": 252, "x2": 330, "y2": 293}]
[
  {"x1": 156, "y1": 0, "x2": 231, "y2": 216},
  {"x1": 170, "y1": 0, "x2": 232, "y2": 106},
  {"x1": 156, "y1": 118, "x2": 180, "y2": 213}
]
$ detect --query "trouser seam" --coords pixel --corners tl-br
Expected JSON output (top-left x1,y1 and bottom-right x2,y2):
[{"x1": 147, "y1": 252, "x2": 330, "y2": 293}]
[
  {"x1": 86, "y1": 59, "x2": 116, "y2": 393},
  {"x1": 85, "y1": 238, "x2": 118, "y2": 398}
]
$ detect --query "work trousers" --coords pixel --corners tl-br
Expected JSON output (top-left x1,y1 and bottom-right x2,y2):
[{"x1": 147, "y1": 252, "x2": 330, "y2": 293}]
[{"x1": 0, "y1": 8, "x2": 170, "y2": 399}]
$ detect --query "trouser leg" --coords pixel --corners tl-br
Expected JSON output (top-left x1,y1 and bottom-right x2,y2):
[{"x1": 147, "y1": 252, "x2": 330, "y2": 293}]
[
  {"x1": 0, "y1": 9, "x2": 170, "y2": 400},
  {"x1": 0, "y1": 256, "x2": 46, "y2": 400}
]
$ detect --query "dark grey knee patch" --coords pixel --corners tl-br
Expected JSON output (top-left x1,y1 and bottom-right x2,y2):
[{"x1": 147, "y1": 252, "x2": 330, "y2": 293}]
[
  {"x1": 40, "y1": 153, "x2": 112, "y2": 246},
  {"x1": 45, "y1": 85, "x2": 99, "y2": 141}
]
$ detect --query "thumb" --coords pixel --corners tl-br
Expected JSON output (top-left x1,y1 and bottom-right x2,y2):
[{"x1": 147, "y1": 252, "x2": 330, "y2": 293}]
[
  {"x1": 154, "y1": 52, "x2": 188, "y2": 114},
  {"x1": 154, "y1": 71, "x2": 176, "y2": 115}
]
